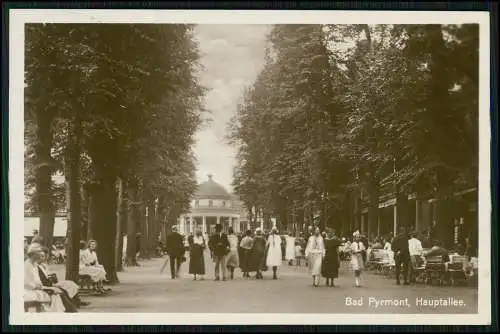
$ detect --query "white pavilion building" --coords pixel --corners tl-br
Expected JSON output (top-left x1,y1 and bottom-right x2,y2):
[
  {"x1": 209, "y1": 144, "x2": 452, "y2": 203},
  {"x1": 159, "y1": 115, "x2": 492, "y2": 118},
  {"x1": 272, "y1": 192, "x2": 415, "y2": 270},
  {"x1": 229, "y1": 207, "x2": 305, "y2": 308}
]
[{"x1": 178, "y1": 174, "x2": 249, "y2": 235}]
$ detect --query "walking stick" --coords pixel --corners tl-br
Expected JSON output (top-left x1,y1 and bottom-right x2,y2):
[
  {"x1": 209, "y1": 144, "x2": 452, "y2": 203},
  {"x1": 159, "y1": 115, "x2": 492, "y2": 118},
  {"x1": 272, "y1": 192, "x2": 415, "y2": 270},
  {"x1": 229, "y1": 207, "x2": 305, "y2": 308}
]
[{"x1": 160, "y1": 257, "x2": 169, "y2": 274}]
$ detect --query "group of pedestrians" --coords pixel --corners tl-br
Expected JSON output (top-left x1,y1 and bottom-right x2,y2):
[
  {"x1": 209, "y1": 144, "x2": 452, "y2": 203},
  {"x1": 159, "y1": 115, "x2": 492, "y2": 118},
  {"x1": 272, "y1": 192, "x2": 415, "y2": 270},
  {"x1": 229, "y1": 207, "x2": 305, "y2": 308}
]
[{"x1": 161, "y1": 222, "x2": 373, "y2": 288}]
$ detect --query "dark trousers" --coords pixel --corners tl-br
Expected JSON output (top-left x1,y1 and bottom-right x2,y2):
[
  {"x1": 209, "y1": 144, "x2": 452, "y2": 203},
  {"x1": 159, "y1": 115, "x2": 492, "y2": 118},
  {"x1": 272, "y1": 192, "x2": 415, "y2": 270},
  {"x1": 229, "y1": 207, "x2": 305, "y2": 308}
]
[
  {"x1": 395, "y1": 255, "x2": 410, "y2": 283},
  {"x1": 169, "y1": 256, "x2": 182, "y2": 278}
]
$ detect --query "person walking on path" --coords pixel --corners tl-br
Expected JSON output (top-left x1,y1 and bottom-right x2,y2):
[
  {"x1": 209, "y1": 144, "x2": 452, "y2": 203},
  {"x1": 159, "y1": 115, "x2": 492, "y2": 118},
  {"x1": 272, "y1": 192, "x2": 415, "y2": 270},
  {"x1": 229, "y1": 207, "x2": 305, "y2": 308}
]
[
  {"x1": 321, "y1": 229, "x2": 341, "y2": 287},
  {"x1": 226, "y1": 227, "x2": 240, "y2": 280},
  {"x1": 350, "y1": 231, "x2": 365, "y2": 287},
  {"x1": 285, "y1": 232, "x2": 296, "y2": 265},
  {"x1": 408, "y1": 231, "x2": 423, "y2": 283},
  {"x1": 248, "y1": 228, "x2": 267, "y2": 279},
  {"x1": 266, "y1": 227, "x2": 282, "y2": 280},
  {"x1": 239, "y1": 230, "x2": 254, "y2": 278},
  {"x1": 166, "y1": 226, "x2": 185, "y2": 279},
  {"x1": 188, "y1": 228, "x2": 206, "y2": 280},
  {"x1": 209, "y1": 223, "x2": 230, "y2": 281},
  {"x1": 392, "y1": 226, "x2": 411, "y2": 285},
  {"x1": 305, "y1": 226, "x2": 325, "y2": 287}
]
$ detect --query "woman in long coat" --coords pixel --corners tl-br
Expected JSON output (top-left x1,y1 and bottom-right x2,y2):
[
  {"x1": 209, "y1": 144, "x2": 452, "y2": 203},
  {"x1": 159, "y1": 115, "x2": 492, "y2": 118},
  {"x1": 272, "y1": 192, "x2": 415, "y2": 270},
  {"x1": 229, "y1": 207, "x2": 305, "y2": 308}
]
[
  {"x1": 266, "y1": 227, "x2": 282, "y2": 280},
  {"x1": 321, "y1": 230, "x2": 341, "y2": 287},
  {"x1": 189, "y1": 229, "x2": 206, "y2": 280},
  {"x1": 248, "y1": 228, "x2": 266, "y2": 279},
  {"x1": 305, "y1": 227, "x2": 325, "y2": 287}
]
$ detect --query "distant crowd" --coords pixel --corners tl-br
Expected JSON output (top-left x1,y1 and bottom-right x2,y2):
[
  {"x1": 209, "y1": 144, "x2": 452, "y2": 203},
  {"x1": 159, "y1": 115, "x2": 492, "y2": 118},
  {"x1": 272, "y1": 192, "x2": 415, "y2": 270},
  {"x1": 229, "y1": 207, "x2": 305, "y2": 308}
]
[{"x1": 161, "y1": 223, "x2": 478, "y2": 288}]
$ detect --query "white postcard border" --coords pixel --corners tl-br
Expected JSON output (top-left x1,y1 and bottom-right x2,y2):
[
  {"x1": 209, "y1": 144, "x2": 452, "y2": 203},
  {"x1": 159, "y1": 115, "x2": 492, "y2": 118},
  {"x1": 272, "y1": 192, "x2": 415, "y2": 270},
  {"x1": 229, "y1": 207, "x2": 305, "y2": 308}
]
[{"x1": 9, "y1": 9, "x2": 491, "y2": 326}]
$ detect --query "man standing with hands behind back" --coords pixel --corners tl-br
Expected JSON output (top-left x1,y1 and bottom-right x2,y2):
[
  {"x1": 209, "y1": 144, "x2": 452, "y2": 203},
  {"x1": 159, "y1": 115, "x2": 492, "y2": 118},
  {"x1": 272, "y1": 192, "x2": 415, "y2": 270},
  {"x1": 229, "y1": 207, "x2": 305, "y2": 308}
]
[
  {"x1": 209, "y1": 223, "x2": 230, "y2": 281},
  {"x1": 392, "y1": 226, "x2": 411, "y2": 285},
  {"x1": 166, "y1": 226, "x2": 185, "y2": 279}
]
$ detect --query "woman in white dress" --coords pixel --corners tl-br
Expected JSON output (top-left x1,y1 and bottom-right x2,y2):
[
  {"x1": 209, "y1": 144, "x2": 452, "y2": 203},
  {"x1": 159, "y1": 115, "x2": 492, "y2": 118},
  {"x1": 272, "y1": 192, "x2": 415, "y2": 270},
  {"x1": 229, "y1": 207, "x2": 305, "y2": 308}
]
[
  {"x1": 266, "y1": 227, "x2": 282, "y2": 280},
  {"x1": 24, "y1": 244, "x2": 65, "y2": 312},
  {"x1": 285, "y1": 232, "x2": 296, "y2": 265},
  {"x1": 79, "y1": 240, "x2": 108, "y2": 293},
  {"x1": 225, "y1": 227, "x2": 240, "y2": 280},
  {"x1": 350, "y1": 231, "x2": 365, "y2": 287},
  {"x1": 305, "y1": 227, "x2": 325, "y2": 287}
]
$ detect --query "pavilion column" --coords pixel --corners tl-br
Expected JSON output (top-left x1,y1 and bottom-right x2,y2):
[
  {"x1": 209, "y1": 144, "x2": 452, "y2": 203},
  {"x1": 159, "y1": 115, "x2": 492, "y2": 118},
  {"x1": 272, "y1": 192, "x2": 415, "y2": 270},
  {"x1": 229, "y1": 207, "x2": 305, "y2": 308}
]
[
  {"x1": 202, "y1": 216, "x2": 207, "y2": 235},
  {"x1": 189, "y1": 215, "x2": 193, "y2": 234},
  {"x1": 235, "y1": 217, "x2": 240, "y2": 233},
  {"x1": 180, "y1": 215, "x2": 185, "y2": 234},
  {"x1": 217, "y1": 216, "x2": 220, "y2": 226}
]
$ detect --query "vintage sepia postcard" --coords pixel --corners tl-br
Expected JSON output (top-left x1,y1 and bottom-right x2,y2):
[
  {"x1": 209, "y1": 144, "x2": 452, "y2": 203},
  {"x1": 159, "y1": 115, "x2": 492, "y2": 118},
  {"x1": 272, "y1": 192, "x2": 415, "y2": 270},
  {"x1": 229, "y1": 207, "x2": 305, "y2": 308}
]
[{"x1": 8, "y1": 9, "x2": 491, "y2": 326}]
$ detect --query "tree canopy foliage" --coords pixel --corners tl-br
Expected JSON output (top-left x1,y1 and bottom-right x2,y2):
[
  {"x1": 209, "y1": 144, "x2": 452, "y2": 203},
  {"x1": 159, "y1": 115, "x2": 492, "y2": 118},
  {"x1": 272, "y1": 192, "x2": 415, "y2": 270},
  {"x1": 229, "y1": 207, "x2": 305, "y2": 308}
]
[
  {"x1": 229, "y1": 24, "x2": 478, "y2": 232},
  {"x1": 24, "y1": 23, "x2": 205, "y2": 280}
]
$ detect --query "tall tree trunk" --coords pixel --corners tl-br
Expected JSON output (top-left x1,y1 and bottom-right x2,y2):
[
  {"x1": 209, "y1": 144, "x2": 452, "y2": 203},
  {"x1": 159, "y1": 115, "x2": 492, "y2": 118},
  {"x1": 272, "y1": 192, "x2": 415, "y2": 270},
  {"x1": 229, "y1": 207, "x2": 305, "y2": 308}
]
[
  {"x1": 87, "y1": 185, "x2": 95, "y2": 239},
  {"x1": 64, "y1": 116, "x2": 82, "y2": 282},
  {"x1": 114, "y1": 178, "x2": 125, "y2": 274},
  {"x1": 139, "y1": 182, "x2": 150, "y2": 259},
  {"x1": 125, "y1": 177, "x2": 139, "y2": 266},
  {"x1": 81, "y1": 183, "x2": 90, "y2": 241},
  {"x1": 35, "y1": 116, "x2": 55, "y2": 247},
  {"x1": 155, "y1": 194, "x2": 166, "y2": 251},
  {"x1": 367, "y1": 173, "x2": 379, "y2": 240},
  {"x1": 88, "y1": 163, "x2": 119, "y2": 283},
  {"x1": 148, "y1": 196, "x2": 158, "y2": 256}
]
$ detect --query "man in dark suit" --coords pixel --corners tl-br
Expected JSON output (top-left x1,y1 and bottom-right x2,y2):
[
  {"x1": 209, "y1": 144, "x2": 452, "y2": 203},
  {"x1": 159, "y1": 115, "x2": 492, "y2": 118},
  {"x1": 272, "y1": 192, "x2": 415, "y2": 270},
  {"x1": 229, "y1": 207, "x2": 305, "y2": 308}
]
[
  {"x1": 392, "y1": 226, "x2": 411, "y2": 285},
  {"x1": 166, "y1": 226, "x2": 185, "y2": 279},
  {"x1": 209, "y1": 224, "x2": 230, "y2": 281}
]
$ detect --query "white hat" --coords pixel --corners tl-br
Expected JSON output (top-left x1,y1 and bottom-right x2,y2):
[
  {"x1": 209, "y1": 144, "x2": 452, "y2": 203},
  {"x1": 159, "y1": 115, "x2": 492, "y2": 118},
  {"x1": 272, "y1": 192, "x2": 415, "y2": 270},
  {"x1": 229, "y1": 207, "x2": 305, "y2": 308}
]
[
  {"x1": 27, "y1": 243, "x2": 43, "y2": 255},
  {"x1": 255, "y1": 227, "x2": 262, "y2": 233}
]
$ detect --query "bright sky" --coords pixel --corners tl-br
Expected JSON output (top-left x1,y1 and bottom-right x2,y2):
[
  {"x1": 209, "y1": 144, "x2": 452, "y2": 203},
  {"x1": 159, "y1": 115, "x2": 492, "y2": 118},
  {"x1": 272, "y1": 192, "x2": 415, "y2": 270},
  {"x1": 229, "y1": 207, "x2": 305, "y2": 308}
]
[{"x1": 193, "y1": 25, "x2": 271, "y2": 191}]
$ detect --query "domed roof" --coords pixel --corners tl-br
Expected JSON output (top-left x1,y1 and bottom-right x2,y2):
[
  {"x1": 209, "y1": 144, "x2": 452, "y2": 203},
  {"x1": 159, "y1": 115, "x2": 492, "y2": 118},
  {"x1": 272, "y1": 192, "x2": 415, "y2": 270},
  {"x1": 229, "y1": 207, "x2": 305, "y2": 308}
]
[{"x1": 195, "y1": 174, "x2": 231, "y2": 200}]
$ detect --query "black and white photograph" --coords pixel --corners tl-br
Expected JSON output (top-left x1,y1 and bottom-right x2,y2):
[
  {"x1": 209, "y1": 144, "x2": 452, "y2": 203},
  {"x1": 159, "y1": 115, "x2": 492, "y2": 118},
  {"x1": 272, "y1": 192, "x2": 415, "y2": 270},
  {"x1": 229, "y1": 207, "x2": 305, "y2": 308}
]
[{"x1": 9, "y1": 9, "x2": 491, "y2": 326}]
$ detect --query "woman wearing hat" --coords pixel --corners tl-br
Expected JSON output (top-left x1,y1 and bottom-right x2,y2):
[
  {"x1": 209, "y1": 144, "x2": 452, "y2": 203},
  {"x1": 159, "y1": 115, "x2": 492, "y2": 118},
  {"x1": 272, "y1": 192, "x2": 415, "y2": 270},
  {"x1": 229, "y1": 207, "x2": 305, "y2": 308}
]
[
  {"x1": 266, "y1": 227, "x2": 282, "y2": 280},
  {"x1": 248, "y1": 227, "x2": 266, "y2": 279},
  {"x1": 24, "y1": 243, "x2": 65, "y2": 312},
  {"x1": 321, "y1": 229, "x2": 341, "y2": 287},
  {"x1": 350, "y1": 231, "x2": 365, "y2": 287}
]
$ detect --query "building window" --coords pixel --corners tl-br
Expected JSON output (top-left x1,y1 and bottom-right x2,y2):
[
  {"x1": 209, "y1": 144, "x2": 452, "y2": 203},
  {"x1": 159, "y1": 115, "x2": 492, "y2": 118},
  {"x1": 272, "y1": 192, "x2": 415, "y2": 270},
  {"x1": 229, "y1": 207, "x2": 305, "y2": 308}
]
[
  {"x1": 209, "y1": 200, "x2": 213, "y2": 208},
  {"x1": 195, "y1": 200, "x2": 199, "y2": 208}
]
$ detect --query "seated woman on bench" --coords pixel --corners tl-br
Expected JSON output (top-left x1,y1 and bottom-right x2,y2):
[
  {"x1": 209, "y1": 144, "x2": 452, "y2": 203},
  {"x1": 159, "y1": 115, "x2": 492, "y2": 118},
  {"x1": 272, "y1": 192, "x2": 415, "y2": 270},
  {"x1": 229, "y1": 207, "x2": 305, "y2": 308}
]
[
  {"x1": 39, "y1": 247, "x2": 89, "y2": 310},
  {"x1": 79, "y1": 240, "x2": 110, "y2": 294},
  {"x1": 24, "y1": 244, "x2": 65, "y2": 312}
]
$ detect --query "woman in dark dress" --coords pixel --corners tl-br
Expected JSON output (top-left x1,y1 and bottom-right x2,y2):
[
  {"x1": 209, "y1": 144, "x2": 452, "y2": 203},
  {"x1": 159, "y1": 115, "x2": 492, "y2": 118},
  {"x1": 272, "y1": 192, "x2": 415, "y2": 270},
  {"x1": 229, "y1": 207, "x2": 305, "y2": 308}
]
[
  {"x1": 248, "y1": 228, "x2": 267, "y2": 279},
  {"x1": 188, "y1": 229, "x2": 206, "y2": 280},
  {"x1": 321, "y1": 230, "x2": 341, "y2": 287}
]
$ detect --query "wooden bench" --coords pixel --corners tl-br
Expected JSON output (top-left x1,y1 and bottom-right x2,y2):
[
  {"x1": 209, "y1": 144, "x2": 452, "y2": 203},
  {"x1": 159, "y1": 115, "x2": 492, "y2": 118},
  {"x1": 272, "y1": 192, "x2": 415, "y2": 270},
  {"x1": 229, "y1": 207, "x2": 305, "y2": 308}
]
[
  {"x1": 424, "y1": 256, "x2": 446, "y2": 286},
  {"x1": 24, "y1": 301, "x2": 44, "y2": 313},
  {"x1": 77, "y1": 275, "x2": 97, "y2": 294},
  {"x1": 446, "y1": 255, "x2": 468, "y2": 286}
]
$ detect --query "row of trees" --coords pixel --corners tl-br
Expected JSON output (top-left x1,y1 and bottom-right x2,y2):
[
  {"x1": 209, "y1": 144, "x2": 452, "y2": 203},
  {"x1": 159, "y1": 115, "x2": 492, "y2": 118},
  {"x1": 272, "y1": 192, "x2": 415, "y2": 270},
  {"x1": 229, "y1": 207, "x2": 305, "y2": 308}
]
[
  {"x1": 229, "y1": 24, "x2": 478, "y2": 243},
  {"x1": 25, "y1": 24, "x2": 205, "y2": 282}
]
